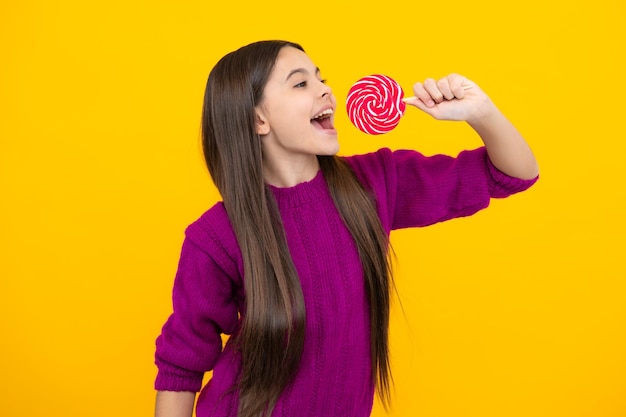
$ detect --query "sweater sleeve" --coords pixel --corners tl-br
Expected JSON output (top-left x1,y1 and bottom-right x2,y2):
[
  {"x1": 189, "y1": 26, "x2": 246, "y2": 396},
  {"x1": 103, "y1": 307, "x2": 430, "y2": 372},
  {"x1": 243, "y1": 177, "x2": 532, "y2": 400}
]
[
  {"x1": 346, "y1": 147, "x2": 538, "y2": 231},
  {"x1": 154, "y1": 220, "x2": 240, "y2": 392}
]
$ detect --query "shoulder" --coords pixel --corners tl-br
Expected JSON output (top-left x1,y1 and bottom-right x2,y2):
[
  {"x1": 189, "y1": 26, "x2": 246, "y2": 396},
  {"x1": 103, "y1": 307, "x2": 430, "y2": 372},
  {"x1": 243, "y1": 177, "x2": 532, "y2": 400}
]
[
  {"x1": 184, "y1": 202, "x2": 242, "y2": 277},
  {"x1": 341, "y1": 148, "x2": 398, "y2": 189},
  {"x1": 342, "y1": 147, "x2": 394, "y2": 174},
  {"x1": 342, "y1": 147, "x2": 436, "y2": 178},
  {"x1": 341, "y1": 147, "x2": 438, "y2": 190}
]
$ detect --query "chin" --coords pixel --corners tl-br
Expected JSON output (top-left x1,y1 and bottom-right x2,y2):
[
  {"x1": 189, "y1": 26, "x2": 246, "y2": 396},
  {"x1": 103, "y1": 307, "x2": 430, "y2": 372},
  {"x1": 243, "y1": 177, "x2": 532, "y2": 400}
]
[
  {"x1": 319, "y1": 134, "x2": 340, "y2": 156},
  {"x1": 317, "y1": 145, "x2": 340, "y2": 156}
]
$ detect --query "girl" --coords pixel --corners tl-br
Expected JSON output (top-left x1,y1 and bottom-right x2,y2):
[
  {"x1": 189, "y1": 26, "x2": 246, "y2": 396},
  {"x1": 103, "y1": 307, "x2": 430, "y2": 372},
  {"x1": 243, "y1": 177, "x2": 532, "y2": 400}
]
[{"x1": 154, "y1": 40, "x2": 538, "y2": 417}]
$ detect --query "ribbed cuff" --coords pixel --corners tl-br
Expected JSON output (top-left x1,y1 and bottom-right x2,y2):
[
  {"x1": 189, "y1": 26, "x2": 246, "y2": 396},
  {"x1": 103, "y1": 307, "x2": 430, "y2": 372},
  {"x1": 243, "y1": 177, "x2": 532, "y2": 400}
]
[
  {"x1": 154, "y1": 369, "x2": 204, "y2": 392},
  {"x1": 486, "y1": 156, "x2": 538, "y2": 198}
]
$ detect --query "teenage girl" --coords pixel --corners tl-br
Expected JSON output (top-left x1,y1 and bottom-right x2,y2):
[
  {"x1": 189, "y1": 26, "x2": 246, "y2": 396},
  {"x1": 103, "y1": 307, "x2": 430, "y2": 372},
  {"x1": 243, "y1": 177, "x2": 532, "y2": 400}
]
[{"x1": 154, "y1": 40, "x2": 539, "y2": 417}]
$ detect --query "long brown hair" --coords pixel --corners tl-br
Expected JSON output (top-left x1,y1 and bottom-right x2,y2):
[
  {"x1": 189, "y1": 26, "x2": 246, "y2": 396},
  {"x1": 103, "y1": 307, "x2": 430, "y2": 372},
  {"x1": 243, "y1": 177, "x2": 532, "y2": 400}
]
[{"x1": 201, "y1": 40, "x2": 393, "y2": 417}]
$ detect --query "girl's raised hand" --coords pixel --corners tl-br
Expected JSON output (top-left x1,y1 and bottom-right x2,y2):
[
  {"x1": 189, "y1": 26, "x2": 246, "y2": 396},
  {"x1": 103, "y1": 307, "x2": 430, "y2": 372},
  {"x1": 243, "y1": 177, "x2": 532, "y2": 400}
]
[{"x1": 403, "y1": 73, "x2": 494, "y2": 123}]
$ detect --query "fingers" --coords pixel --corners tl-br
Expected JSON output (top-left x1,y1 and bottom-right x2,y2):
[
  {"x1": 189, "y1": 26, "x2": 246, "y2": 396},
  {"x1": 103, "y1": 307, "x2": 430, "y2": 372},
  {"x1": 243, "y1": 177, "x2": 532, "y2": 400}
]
[
  {"x1": 411, "y1": 74, "x2": 470, "y2": 108},
  {"x1": 412, "y1": 79, "x2": 437, "y2": 108}
]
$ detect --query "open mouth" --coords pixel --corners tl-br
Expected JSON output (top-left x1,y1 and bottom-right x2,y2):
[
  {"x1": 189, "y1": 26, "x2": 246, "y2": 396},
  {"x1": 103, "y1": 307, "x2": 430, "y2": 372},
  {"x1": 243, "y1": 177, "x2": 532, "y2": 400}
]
[{"x1": 311, "y1": 109, "x2": 335, "y2": 130}]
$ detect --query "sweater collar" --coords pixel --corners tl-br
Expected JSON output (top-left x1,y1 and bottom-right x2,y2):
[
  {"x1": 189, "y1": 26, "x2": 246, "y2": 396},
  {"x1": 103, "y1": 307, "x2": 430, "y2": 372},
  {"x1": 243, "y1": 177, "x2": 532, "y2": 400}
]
[{"x1": 267, "y1": 169, "x2": 328, "y2": 209}]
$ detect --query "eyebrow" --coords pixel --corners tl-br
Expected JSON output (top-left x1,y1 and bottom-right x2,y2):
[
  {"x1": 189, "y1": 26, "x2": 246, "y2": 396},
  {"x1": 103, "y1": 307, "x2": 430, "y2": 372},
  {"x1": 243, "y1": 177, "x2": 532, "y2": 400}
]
[{"x1": 285, "y1": 67, "x2": 321, "y2": 81}]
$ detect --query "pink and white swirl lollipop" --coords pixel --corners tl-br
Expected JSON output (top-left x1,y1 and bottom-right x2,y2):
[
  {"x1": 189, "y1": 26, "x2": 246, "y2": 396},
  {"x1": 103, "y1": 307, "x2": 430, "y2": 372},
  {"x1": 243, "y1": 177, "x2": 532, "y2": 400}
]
[{"x1": 346, "y1": 74, "x2": 406, "y2": 135}]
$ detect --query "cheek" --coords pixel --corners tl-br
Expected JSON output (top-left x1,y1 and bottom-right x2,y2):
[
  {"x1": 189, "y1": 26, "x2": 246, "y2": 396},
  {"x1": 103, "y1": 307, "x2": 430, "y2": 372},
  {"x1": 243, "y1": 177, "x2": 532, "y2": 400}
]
[{"x1": 267, "y1": 95, "x2": 311, "y2": 124}]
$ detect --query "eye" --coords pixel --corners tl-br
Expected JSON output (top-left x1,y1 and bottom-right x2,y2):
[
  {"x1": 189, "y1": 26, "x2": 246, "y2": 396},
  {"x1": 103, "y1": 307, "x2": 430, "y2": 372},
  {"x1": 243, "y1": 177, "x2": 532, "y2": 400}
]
[{"x1": 294, "y1": 79, "x2": 328, "y2": 88}]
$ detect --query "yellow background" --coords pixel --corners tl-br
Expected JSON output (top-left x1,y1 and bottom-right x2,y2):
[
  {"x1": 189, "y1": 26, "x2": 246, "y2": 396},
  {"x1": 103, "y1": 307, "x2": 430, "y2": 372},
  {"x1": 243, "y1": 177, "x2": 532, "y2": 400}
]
[{"x1": 1, "y1": 1, "x2": 624, "y2": 416}]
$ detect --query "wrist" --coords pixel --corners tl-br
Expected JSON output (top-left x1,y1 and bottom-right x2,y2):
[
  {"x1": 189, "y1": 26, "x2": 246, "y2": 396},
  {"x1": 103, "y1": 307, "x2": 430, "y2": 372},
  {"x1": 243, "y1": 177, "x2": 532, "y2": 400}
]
[{"x1": 466, "y1": 100, "x2": 500, "y2": 128}]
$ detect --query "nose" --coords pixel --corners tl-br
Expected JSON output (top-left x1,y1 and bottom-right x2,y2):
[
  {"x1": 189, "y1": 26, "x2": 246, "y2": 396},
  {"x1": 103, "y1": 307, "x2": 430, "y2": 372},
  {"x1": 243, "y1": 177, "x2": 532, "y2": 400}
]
[{"x1": 320, "y1": 81, "x2": 332, "y2": 98}]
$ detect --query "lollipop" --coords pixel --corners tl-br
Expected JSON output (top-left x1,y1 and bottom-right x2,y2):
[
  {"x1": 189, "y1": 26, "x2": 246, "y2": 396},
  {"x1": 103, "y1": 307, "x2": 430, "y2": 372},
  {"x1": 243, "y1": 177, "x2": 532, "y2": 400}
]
[
  {"x1": 346, "y1": 74, "x2": 406, "y2": 135},
  {"x1": 347, "y1": 74, "x2": 473, "y2": 135}
]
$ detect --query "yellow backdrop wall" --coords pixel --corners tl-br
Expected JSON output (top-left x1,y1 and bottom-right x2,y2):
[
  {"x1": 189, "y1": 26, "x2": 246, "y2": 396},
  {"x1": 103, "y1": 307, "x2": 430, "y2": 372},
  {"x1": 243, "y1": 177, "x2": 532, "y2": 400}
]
[{"x1": 1, "y1": 1, "x2": 624, "y2": 416}]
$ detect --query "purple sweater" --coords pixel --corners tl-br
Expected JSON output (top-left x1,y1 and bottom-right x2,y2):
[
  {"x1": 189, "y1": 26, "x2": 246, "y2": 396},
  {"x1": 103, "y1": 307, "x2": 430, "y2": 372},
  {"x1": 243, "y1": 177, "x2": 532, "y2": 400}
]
[{"x1": 155, "y1": 147, "x2": 537, "y2": 417}]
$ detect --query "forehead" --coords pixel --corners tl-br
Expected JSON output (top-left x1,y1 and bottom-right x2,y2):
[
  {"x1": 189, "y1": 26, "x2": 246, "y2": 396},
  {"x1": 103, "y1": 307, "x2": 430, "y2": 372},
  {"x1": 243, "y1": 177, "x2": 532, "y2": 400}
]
[{"x1": 272, "y1": 46, "x2": 318, "y2": 78}]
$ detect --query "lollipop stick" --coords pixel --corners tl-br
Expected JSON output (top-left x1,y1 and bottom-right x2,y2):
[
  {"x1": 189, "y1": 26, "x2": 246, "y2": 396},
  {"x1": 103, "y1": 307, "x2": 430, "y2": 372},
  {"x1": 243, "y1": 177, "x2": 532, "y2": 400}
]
[{"x1": 402, "y1": 84, "x2": 473, "y2": 102}]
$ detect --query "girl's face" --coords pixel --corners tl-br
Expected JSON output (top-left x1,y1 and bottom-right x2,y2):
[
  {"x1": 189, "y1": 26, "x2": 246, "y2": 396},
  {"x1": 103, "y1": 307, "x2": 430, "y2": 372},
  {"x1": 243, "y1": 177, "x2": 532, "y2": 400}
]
[{"x1": 255, "y1": 46, "x2": 338, "y2": 183}]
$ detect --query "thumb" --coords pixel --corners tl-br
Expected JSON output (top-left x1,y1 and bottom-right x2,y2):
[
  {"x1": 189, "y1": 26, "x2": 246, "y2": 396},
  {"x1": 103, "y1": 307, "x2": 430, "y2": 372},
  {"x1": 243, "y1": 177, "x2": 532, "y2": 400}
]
[{"x1": 403, "y1": 97, "x2": 436, "y2": 117}]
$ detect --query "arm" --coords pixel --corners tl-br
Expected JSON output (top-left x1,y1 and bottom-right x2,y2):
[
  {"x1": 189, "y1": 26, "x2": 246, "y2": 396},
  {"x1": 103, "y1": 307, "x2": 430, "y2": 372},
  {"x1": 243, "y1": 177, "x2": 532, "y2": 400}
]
[
  {"x1": 404, "y1": 74, "x2": 539, "y2": 180},
  {"x1": 346, "y1": 146, "x2": 536, "y2": 231},
  {"x1": 155, "y1": 391, "x2": 195, "y2": 417},
  {"x1": 154, "y1": 223, "x2": 240, "y2": 415}
]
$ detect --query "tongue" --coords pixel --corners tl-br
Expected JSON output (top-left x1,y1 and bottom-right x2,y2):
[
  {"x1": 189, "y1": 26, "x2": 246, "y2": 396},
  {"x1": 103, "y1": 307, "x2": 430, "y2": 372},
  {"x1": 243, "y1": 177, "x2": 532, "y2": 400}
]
[{"x1": 312, "y1": 117, "x2": 334, "y2": 130}]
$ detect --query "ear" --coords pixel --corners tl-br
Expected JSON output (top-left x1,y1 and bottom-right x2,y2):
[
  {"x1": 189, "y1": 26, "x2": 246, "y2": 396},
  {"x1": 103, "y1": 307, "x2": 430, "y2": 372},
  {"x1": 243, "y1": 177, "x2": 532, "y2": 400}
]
[{"x1": 255, "y1": 108, "x2": 270, "y2": 136}]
